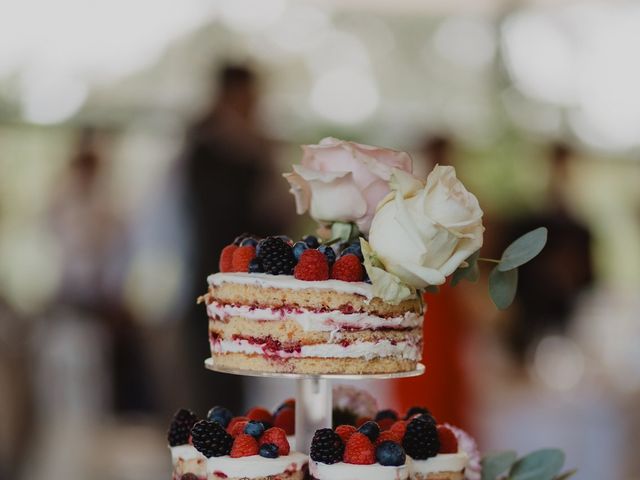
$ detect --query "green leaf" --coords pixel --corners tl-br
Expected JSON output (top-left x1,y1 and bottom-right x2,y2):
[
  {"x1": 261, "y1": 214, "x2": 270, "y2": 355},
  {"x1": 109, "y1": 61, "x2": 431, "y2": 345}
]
[
  {"x1": 482, "y1": 451, "x2": 517, "y2": 480},
  {"x1": 451, "y1": 251, "x2": 480, "y2": 287},
  {"x1": 331, "y1": 222, "x2": 358, "y2": 244},
  {"x1": 489, "y1": 266, "x2": 518, "y2": 309},
  {"x1": 498, "y1": 227, "x2": 548, "y2": 272},
  {"x1": 508, "y1": 449, "x2": 565, "y2": 480},
  {"x1": 555, "y1": 469, "x2": 578, "y2": 480}
]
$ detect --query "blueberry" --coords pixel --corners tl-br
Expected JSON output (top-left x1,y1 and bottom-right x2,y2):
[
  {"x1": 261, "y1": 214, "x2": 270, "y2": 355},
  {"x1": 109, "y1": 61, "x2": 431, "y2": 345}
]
[
  {"x1": 240, "y1": 237, "x2": 258, "y2": 247},
  {"x1": 259, "y1": 443, "x2": 280, "y2": 458},
  {"x1": 375, "y1": 409, "x2": 399, "y2": 421},
  {"x1": 318, "y1": 245, "x2": 336, "y2": 266},
  {"x1": 292, "y1": 241, "x2": 309, "y2": 261},
  {"x1": 206, "y1": 406, "x2": 233, "y2": 428},
  {"x1": 357, "y1": 421, "x2": 380, "y2": 442},
  {"x1": 248, "y1": 258, "x2": 263, "y2": 273},
  {"x1": 376, "y1": 441, "x2": 406, "y2": 466},
  {"x1": 341, "y1": 243, "x2": 363, "y2": 261},
  {"x1": 302, "y1": 235, "x2": 319, "y2": 248},
  {"x1": 244, "y1": 420, "x2": 265, "y2": 438}
]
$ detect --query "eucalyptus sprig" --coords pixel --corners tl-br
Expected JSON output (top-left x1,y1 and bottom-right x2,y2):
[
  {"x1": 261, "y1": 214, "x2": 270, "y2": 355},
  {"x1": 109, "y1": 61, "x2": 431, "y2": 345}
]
[
  {"x1": 323, "y1": 221, "x2": 361, "y2": 246},
  {"x1": 452, "y1": 227, "x2": 548, "y2": 309},
  {"x1": 481, "y1": 448, "x2": 576, "y2": 480}
]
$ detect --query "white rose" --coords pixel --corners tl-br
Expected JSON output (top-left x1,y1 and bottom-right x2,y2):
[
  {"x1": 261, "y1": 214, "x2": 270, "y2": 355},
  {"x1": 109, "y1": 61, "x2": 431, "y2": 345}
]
[
  {"x1": 283, "y1": 137, "x2": 412, "y2": 234},
  {"x1": 368, "y1": 166, "x2": 484, "y2": 289}
]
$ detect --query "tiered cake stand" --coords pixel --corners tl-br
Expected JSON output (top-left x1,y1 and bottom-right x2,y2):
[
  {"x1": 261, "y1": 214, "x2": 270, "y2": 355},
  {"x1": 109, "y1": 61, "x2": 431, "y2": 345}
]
[{"x1": 205, "y1": 358, "x2": 425, "y2": 454}]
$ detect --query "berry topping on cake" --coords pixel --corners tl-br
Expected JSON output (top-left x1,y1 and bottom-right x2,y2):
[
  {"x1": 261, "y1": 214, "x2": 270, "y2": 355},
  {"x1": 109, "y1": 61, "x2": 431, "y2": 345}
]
[
  {"x1": 318, "y1": 245, "x2": 336, "y2": 266},
  {"x1": 344, "y1": 432, "x2": 375, "y2": 465},
  {"x1": 294, "y1": 249, "x2": 330, "y2": 281},
  {"x1": 310, "y1": 428, "x2": 344, "y2": 465},
  {"x1": 402, "y1": 415, "x2": 440, "y2": 460},
  {"x1": 335, "y1": 424, "x2": 357, "y2": 444},
  {"x1": 231, "y1": 245, "x2": 256, "y2": 272},
  {"x1": 244, "y1": 420, "x2": 265, "y2": 438},
  {"x1": 240, "y1": 237, "x2": 258, "y2": 247},
  {"x1": 437, "y1": 425, "x2": 459, "y2": 454},
  {"x1": 168, "y1": 409, "x2": 199, "y2": 447},
  {"x1": 302, "y1": 235, "x2": 320, "y2": 248},
  {"x1": 292, "y1": 241, "x2": 309, "y2": 260},
  {"x1": 260, "y1": 427, "x2": 290, "y2": 456},
  {"x1": 273, "y1": 406, "x2": 295, "y2": 435},
  {"x1": 230, "y1": 433, "x2": 259, "y2": 458},
  {"x1": 191, "y1": 420, "x2": 233, "y2": 458},
  {"x1": 257, "y1": 237, "x2": 296, "y2": 275},
  {"x1": 377, "y1": 418, "x2": 395, "y2": 432},
  {"x1": 389, "y1": 420, "x2": 407, "y2": 440},
  {"x1": 226, "y1": 417, "x2": 249, "y2": 436},
  {"x1": 331, "y1": 254, "x2": 364, "y2": 282},
  {"x1": 248, "y1": 258, "x2": 263, "y2": 273},
  {"x1": 219, "y1": 244, "x2": 238, "y2": 273},
  {"x1": 259, "y1": 443, "x2": 280, "y2": 459},
  {"x1": 357, "y1": 420, "x2": 380, "y2": 442},
  {"x1": 376, "y1": 430, "x2": 401, "y2": 445},
  {"x1": 207, "y1": 406, "x2": 233, "y2": 428},
  {"x1": 375, "y1": 409, "x2": 399, "y2": 422},
  {"x1": 340, "y1": 242, "x2": 364, "y2": 261},
  {"x1": 233, "y1": 233, "x2": 252, "y2": 245},
  {"x1": 405, "y1": 406, "x2": 432, "y2": 420},
  {"x1": 246, "y1": 407, "x2": 273, "y2": 427},
  {"x1": 376, "y1": 440, "x2": 406, "y2": 466}
]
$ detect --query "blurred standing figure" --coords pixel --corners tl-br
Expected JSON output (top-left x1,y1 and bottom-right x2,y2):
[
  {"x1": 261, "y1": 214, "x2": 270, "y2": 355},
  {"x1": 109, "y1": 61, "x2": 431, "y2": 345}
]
[{"x1": 183, "y1": 64, "x2": 273, "y2": 413}]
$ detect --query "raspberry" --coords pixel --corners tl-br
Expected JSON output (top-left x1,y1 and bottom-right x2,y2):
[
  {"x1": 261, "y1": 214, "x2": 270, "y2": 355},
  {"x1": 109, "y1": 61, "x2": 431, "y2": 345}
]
[
  {"x1": 219, "y1": 244, "x2": 238, "y2": 273},
  {"x1": 274, "y1": 406, "x2": 295, "y2": 435},
  {"x1": 246, "y1": 407, "x2": 273, "y2": 426},
  {"x1": 257, "y1": 237, "x2": 296, "y2": 275},
  {"x1": 226, "y1": 416, "x2": 249, "y2": 435},
  {"x1": 378, "y1": 418, "x2": 395, "y2": 432},
  {"x1": 344, "y1": 432, "x2": 375, "y2": 465},
  {"x1": 437, "y1": 425, "x2": 458, "y2": 454},
  {"x1": 231, "y1": 246, "x2": 256, "y2": 272},
  {"x1": 294, "y1": 249, "x2": 329, "y2": 281},
  {"x1": 402, "y1": 416, "x2": 439, "y2": 460},
  {"x1": 191, "y1": 420, "x2": 233, "y2": 458},
  {"x1": 230, "y1": 434, "x2": 259, "y2": 458},
  {"x1": 331, "y1": 254, "x2": 364, "y2": 282},
  {"x1": 335, "y1": 424, "x2": 357, "y2": 444},
  {"x1": 167, "y1": 409, "x2": 198, "y2": 447},
  {"x1": 310, "y1": 428, "x2": 344, "y2": 465},
  {"x1": 229, "y1": 420, "x2": 248, "y2": 437},
  {"x1": 260, "y1": 427, "x2": 290, "y2": 456},
  {"x1": 376, "y1": 430, "x2": 402, "y2": 445},
  {"x1": 389, "y1": 421, "x2": 407, "y2": 441}
]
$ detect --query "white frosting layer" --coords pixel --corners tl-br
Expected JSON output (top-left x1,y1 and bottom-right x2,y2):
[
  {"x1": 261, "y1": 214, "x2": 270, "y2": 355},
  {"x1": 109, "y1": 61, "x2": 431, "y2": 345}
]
[
  {"x1": 208, "y1": 272, "x2": 414, "y2": 301},
  {"x1": 207, "y1": 452, "x2": 308, "y2": 478},
  {"x1": 212, "y1": 338, "x2": 421, "y2": 361},
  {"x1": 310, "y1": 460, "x2": 409, "y2": 480},
  {"x1": 410, "y1": 452, "x2": 469, "y2": 474},
  {"x1": 207, "y1": 301, "x2": 422, "y2": 332},
  {"x1": 171, "y1": 444, "x2": 206, "y2": 463}
]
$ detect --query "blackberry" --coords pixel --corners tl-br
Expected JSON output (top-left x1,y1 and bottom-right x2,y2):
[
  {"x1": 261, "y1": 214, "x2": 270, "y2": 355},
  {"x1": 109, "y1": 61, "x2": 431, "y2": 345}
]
[
  {"x1": 302, "y1": 235, "x2": 319, "y2": 248},
  {"x1": 191, "y1": 420, "x2": 233, "y2": 458},
  {"x1": 248, "y1": 258, "x2": 263, "y2": 273},
  {"x1": 402, "y1": 415, "x2": 439, "y2": 460},
  {"x1": 318, "y1": 245, "x2": 336, "y2": 266},
  {"x1": 375, "y1": 409, "x2": 399, "y2": 422},
  {"x1": 257, "y1": 237, "x2": 296, "y2": 275},
  {"x1": 167, "y1": 408, "x2": 198, "y2": 447},
  {"x1": 405, "y1": 406, "x2": 432, "y2": 420},
  {"x1": 207, "y1": 406, "x2": 233, "y2": 428},
  {"x1": 357, "y1": 421, "x2": 380, "y2": 442},
  {"x1": 310, "y1": 428, "x2": 344, "y2": 464},
  {"x1": 376, "y1": 441, "x2": 406, "y2": 466},
  {"x1": 259, "y1": 443, "x2": 280, "y2": 458}
]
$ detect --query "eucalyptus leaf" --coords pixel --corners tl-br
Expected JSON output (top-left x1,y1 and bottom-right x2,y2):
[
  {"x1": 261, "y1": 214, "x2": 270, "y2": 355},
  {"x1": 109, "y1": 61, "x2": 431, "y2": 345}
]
[
  {"x1": 508, "y1": 449, "x2": 565, "y2": 480},
  {"x1": 481, "y1": 450, "x2": 517, "y2": 480},
  {"x1": 451, "y1": 251, "x2": 480, "y2": 287},
  {"x1": 498, "y1": 227, "x2": 548, "y2": 272},
  {"x1": 489, "y1": 266, "x2": 518, "y2": 309},
  {"x1": 331, "y1": 222, "x2": 355, "y2": 244},
  {"x1": 555, "y1": 469, "x2": 577, "y2": 480}
]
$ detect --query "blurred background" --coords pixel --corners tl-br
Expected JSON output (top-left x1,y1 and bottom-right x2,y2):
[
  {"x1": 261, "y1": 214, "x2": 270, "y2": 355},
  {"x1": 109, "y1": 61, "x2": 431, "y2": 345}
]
[{"x1": 1, "y1": 0, "x2": 639, "y2": 479}]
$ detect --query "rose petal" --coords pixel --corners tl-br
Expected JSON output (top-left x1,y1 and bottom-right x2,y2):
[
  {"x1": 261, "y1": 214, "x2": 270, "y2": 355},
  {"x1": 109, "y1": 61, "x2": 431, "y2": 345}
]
[{"x1": 282, "y1": 171, "x2": 311, "y2": 215}]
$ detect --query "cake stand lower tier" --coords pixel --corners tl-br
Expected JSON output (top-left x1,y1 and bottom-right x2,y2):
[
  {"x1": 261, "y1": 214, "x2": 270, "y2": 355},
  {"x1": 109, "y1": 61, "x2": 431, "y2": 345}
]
[{"x1": 204, "y1": 358, "x2": 425, "y2": 454}]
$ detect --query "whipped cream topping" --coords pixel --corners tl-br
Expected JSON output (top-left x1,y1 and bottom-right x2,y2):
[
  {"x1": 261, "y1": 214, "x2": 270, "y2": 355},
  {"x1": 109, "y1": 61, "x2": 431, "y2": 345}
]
[
  {"x1": 211, "y1": 338, "x2": 422, "y2": 361},
  {"x1": 171, "y1": 444, "x2": 206, "y2": 463},
  {"x1": 206, "y1": 452, "x2": 308, "y2": 478},
  {"x1": 209, "y1": 273, "x2": 420, "y2": 301},
  {"x1": 410, "y1": 451, "x2": 469, "y2": 475},
  {"x1": 206, "y1": 301, "x2": 422, "y2": 332},
  {"x1": 310, "y1": 460, "x2": 409, "y2": 480}
]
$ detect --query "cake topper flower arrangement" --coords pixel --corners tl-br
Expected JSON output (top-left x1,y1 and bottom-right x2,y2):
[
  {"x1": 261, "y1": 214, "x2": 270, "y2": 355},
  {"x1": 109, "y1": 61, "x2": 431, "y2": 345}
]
[{"x1": 285, "y1": 137, "x2": 547, "y2": 306}]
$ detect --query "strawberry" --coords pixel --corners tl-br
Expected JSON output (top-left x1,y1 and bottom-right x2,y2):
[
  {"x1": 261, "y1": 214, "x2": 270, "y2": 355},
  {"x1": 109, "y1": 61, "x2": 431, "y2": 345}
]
[
  {"x1": 376, "y1": 429, "x2": 402, "y2": 445},
  {"x1": 355, "y1": 416, "x2": 372, "y2": 427},
  {"x1": 274, "y1": 407, "x2": 295, "y2": 435},
  {"x1": 335, "y1": 424, "x2": 357, "y2": 444},
  {"x1": 231, "y1": 245, "x2": 256, "y2": 272},
  {"x1": 246, "y1": 407, "x2": 273, "y2": 426},
  {"x1": 226, "y1": 416, "x2": 249, "y2": 436},
  {"x1": 343, "y1": 432, "x2": 375, "y2": 465},
  {"x1": 378, "y1": 418, "x2": 395, "y2": 432},
  {"x1": 230, "y1": 433, "x2": 259, "y2": 457},
  {"x1": 294, "y1": 249, "x2": 329, "y2": 281},
  {"x1": 389, "y1": 421, "x2": 407, "y2": 441},
  {"x1": 437, "y1": 425, "x2": 458, "y2": 454},
  {"x1": 219, "y1": 244, "x2": 238, "y2": 272},
  {"x1": 331, "y1": 254, "x2": 364, "y2": 282},
  {"x1": 260, "y1": 427, "x2": 290, "y2": 456}
]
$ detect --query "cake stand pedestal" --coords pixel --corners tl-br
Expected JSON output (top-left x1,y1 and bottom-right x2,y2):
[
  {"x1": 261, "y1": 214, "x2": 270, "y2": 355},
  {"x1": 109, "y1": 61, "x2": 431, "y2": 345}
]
[{"x1": 204, "y1": 358, "x2": 425, "y2": 454}]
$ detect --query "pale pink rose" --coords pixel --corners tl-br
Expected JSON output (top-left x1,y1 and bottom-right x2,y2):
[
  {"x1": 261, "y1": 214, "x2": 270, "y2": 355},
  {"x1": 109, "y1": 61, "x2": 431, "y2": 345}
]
[{"x1": 283, "y1": 137, "x2": 413, "y2": 234}]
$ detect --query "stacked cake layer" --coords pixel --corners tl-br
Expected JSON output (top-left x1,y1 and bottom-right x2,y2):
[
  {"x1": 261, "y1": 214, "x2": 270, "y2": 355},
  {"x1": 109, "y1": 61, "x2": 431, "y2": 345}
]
[{"x1": 203, "y1": 272, "x2": 423, "y2": 374}]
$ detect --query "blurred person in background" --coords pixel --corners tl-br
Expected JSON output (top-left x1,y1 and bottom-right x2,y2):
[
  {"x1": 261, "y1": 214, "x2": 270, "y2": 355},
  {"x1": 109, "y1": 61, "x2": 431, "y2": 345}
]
[{"x1": 183, "y1": 63, "x2": 282, "y2": 414}]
